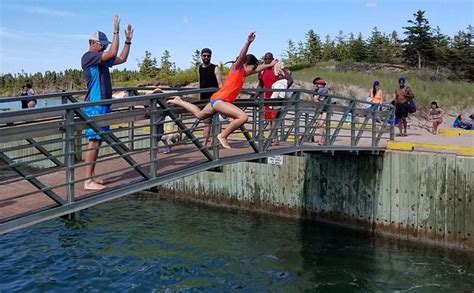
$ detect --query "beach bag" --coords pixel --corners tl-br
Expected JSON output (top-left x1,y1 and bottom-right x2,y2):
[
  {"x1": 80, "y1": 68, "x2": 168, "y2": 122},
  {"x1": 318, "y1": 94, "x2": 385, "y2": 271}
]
[
  {"x1": 404, "y1": 87, "x2": 416, "y2": 113},
  {"x1": 406, "y1": 98, "x2": 416, "y2": 113}
]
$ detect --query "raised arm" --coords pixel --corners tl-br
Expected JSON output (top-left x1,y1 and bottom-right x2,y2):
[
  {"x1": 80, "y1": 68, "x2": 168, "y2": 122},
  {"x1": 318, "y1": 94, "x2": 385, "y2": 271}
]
[
  {"x1": 233, "y1": 32, "x2": 256, "y2": 70},
  {"x1": 102, "y1": 15, "x2": 120, "y2": 62},
  {"x1": 114, "y1": 24, "x2": 134, "y2": 65}
]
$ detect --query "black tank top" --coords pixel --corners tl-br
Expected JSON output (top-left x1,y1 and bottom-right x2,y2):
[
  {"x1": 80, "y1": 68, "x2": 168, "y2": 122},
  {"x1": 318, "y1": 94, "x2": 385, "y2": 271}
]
[{"x1": 199, "y1": 64, "x2": 218, "y2": 100}]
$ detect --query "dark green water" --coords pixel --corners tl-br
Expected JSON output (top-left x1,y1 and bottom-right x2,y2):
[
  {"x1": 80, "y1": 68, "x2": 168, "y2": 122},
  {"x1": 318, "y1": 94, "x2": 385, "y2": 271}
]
[{"x1": 1, "y1": 196, "x2": 473, "y2": 292}]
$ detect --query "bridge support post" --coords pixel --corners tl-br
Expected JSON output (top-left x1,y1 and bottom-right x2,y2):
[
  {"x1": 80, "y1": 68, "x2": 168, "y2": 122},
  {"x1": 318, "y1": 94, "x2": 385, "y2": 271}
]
[
  {"x1": 371, "y1": 109, "x2": 377, "y2": 147},
  {"x1": 212, "y1": 114, "x2": 220, "y2": 160},
  {"x1": 149, "y1": 98, "x2": 158, "y2": 178},
  {"x1": 127, "y1": 90, "x2": 135, "y2": 150},
  {"x1": 64, "y1": 108, "x2": 76, "y2": 205},
  {"x1": 294, "y1": 93, "x2": 301, "y2": 146},
  {"x1": 351, "y1": 104, "x2": 356, "y2": 147},
  {"x1": 257, "y1": 93, "x2": 265, "y2": 153},
  {"x1": 325, "y1": 97, "x2": 332, "y2": 147}
]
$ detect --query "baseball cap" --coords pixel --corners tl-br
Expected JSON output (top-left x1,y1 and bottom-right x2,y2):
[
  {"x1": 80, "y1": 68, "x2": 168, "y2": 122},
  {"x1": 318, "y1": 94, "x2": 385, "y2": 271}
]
[
  {"x1": 89, "y1": 31, "x2": 111, "y2": 45},
  {"x1": 398, "y1": 77, "x2": 406, "y2": 84},
  {"x1": 316, "y1": 79, "x2": 327, "y2": 85}
]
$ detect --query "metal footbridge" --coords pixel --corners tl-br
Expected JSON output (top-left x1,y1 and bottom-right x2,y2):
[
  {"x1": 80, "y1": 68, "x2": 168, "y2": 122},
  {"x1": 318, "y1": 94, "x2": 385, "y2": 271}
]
[{"x1": 0, "y1": 86, "x2": 394, "y2": 233}]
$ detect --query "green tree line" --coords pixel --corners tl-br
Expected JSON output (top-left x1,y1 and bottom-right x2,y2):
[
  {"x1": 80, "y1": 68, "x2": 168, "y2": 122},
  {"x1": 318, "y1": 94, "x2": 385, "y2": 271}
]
[
  {"x1": 1, "y1": 10, "x2": 472, "y2": 96},
  {"x1": 282, "y1": 11, "x2": 472, "y2": 80}
]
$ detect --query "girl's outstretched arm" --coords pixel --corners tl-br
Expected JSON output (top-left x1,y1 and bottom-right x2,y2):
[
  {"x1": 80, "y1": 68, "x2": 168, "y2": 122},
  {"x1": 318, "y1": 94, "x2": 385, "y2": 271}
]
[{"x1": 233, "y1": 32, "x2": 256, "y2": 70}]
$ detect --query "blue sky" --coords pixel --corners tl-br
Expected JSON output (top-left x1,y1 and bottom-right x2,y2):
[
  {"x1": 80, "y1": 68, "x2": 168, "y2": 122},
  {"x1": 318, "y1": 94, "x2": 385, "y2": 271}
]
[{"x1": 0, "y1": 0, "x2": 472, "y2": 74}]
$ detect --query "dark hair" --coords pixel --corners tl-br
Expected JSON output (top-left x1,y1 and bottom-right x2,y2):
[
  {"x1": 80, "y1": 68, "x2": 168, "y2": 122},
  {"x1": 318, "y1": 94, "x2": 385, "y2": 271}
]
[
  {"x1": 264, "y1": 52, "x2": 273, "y2": 59},
  {"x1": 312, "y1": 77, "x2": 321, "y2": 85},
  {"x1": 26, "y1": 83, "x2": 32, "y2": 88},
  {"x1": 431, "y1": 101, "x2": 439, "y2": 108},
  {"x1": 224, "y1": 54, "x2": 259, "y2": 67},
  {"x1": 245, "y1": 54, "x2": 259, "y2": 66},
  {"x1": 372, "y1": 80, "x2": 380, "y2": 97},
  {"x1": 201, "y1": 48, "x2": 212, "y2": 55}
]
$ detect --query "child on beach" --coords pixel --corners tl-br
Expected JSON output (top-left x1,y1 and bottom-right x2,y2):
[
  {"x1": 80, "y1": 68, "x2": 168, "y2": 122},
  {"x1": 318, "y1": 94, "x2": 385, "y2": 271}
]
[
  {"x1": 167, "y1": 32, "x2": 277, "y2": 149},
  {"x1": 429, "y1": 101, "x2": 445, "y2": 135}
]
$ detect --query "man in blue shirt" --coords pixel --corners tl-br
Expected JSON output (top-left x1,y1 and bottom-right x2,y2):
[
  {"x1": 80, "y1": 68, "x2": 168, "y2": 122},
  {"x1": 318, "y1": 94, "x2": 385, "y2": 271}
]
[{"x1": 81, "y1": 15, "x2": 134, "y2": 190}]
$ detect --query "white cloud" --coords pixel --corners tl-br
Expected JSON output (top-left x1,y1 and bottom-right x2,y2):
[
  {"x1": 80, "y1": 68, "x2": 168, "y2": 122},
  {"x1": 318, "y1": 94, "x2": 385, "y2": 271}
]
[
  {"x1": 365, "y1": 0, "x2": 377, "y2": 8},
  {"x1": 22, "y1": 6, "x2": 75, "y2": 17}
]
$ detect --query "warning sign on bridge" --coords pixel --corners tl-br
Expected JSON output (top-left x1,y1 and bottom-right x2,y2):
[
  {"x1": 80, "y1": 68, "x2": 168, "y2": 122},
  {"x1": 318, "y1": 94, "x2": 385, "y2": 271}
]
[{"x1": 267, "y1": 155, "x2": 284, "y2": 166}]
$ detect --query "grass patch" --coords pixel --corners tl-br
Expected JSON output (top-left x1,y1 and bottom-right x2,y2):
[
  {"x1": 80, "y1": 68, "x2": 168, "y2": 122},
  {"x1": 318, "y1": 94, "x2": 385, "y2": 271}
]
[{"x1": 292, "y1": 64, "x2": 473, "y2": 109}]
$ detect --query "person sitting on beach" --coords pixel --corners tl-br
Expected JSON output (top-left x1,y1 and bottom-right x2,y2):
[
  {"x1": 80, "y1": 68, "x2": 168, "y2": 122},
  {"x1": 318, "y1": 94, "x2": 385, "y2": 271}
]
[
  {"x1": 167, "y1": 32, "x2": 277, "y2": 149},
  {"x1": 369, "y1": 80, "x2": 383, "y2": 110},
  {"x1": 18, "y1": 84, "x2": 37, "y2": 109},
  {"x1": 429, "y1": 101, "x2": 445, "y2": 135}
]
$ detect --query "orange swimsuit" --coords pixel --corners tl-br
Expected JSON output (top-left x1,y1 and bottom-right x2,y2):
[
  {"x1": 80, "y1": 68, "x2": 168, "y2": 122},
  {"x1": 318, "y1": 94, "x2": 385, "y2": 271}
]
[{"x1": 210, "y1": 67, "x2": 245, "y2": 103}]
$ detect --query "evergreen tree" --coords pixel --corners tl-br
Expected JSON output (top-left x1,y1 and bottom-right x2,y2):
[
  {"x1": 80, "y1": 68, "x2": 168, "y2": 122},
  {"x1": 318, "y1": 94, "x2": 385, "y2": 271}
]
[
  {"x1": 450, "y1": 25, "x2": 473, "y2": 80},
  {"x1": 160, "y1": 50, "x2": 175, "y2": 74},
  {"x1": 191, "y1": 49, "x2": 202, "y2": 69},
  {"x1": 322, "y1": 35, "x2": 336, "y2": 61},
  {"x1": 297, "y1": 41, "x2": 306, "y2": 63},
  {"x1": 432, "y1": 26, "x2": 450, "y2": 68},
  {"x1": 334, "y1": 31, "x2": 350, "y2": 61},
  {"x1": 282, "y1": 39, "x2": 299, "y2": 65},
  {"x1": 349, "y1": 33, "x2": 368, "y2": 62},
  {"x1": 304, "y1": 29, "x2": 322, "y2": 63},
  {"x1": 402, "y1": 10, "x2": 435, "y2": 68},
  {"x1": 390, "y1": 31, "x2": 403, "y2": 64},
  {"x1": 138, "y1": 51, "x2": 159, "y2": 78},
  {"x1": 367, "y1": 27, "x2": 392, "y2": 64}
]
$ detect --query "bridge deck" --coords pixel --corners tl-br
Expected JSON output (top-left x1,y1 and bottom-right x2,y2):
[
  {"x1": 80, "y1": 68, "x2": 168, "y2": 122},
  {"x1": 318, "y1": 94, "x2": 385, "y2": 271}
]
[{"x1": 0, "y1": 136, "x2": 384, "y2": 223}]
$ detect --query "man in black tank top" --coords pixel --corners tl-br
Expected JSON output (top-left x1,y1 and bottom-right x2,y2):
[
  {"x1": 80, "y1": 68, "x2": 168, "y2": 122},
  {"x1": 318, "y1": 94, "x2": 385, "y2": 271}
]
[{"x1": 198, "y1": 48, "x2": 222, "y2": 146}]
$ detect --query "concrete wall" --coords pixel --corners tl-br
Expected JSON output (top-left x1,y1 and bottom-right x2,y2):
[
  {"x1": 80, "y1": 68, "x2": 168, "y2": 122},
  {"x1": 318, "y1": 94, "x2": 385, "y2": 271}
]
[{"x1": 158, "y1": 151, "x2": 474, "y2": 250}]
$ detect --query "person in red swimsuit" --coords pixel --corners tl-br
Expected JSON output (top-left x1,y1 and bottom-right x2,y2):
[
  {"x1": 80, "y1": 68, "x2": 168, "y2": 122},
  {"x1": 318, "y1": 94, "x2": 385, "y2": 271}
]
[
  {"x1": 258, "y1": 52, "x2": 278, "y2": 120},
  {"x1": 168, "y1": 32, "x2": 277, "y2": 149}
]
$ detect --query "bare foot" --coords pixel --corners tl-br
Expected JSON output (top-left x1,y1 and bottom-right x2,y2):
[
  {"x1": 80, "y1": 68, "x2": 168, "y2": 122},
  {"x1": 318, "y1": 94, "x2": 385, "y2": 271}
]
[
  {"x1": 94, "y1": 177, "x2": 105, "y2": 184},
  {"x1": 217, "y1": 134, "x2": 231, "y2": 149},
  {"x1": 167, "y1": 96, "x2": 182, "y2": 105},
  {"x1": 84, "y1": 179, "x2": 106, "y2": 190}
]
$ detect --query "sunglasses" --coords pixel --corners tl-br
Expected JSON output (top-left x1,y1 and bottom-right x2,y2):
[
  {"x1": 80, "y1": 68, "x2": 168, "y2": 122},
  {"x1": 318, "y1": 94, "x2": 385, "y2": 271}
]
[{"x1": 202, "y1": 54, "x2": 211, "y2": 58}]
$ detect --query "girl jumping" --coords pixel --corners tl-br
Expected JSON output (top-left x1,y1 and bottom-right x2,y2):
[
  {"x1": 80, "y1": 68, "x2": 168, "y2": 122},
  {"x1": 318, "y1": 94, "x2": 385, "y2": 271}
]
[{"x1": 168, "y1": 32, "x2": 277, "y2": 149}]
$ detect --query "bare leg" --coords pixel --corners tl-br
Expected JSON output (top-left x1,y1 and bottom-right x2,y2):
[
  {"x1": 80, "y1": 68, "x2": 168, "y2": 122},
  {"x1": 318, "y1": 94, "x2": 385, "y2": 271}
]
[
  {"x1": 403, "y1": 118, "x2": 408, "y2": 136},
  {"x1": 84, "y1": 140, "x2": 105, "y2": 190},
  {"x1": 203, "y1": 124, "x2": 212, "y2": 147},
  {"x1": 168, "y1": 97, "x2": 215, "y2": 120},
  {"x1": 398, "y1": 118, "x2": 403, "y2": 136},
  {"x1": 212, "y1": 101, "x2": 248, "y2": 149}
]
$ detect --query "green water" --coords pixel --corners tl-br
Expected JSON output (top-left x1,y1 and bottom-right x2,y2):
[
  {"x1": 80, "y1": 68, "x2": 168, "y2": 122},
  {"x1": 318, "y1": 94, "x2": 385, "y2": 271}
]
[{"x1": 1, "y1": 195, "x2": 473, "y2": 292}]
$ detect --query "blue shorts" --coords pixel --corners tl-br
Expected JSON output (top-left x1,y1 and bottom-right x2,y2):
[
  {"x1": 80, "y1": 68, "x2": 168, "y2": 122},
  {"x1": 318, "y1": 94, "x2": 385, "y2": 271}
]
[
  {"x1": 83, "y1": 105, "x2": 111, "y2": 141},
  {"x1": 210, "y1": 98, "x2": 224, "y2": 108}
]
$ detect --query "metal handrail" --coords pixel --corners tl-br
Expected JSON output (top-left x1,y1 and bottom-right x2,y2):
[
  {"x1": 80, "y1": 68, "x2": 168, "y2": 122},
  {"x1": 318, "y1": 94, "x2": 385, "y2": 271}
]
[{"x1": 0, "y1": 86, "x2": 394, "y2": 234}]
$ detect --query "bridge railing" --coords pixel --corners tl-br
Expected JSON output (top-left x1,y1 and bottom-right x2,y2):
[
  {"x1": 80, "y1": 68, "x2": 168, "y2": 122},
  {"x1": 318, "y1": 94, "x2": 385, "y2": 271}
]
[{"x1": 0, "y1": 86, "x2": 394, "y2": 233}]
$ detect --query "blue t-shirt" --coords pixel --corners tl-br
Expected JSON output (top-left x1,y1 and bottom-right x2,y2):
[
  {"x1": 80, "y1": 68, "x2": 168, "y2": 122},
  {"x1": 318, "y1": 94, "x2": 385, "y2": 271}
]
[{"x1": 81, "y1": 51, "x2": 114, "y2": 102}]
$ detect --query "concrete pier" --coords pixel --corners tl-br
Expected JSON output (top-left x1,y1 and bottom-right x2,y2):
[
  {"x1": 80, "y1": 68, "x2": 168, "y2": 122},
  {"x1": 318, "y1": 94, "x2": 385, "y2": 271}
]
[{"x1": 157, "y1": 151, "x2": 474, "y2": 250}]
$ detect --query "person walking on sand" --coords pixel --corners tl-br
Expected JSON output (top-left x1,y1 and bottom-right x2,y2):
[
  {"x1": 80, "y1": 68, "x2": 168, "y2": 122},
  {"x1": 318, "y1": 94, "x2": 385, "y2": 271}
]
[
  {"x1": 81, "y1": 15, "x2": 134, "y2": 190},
  {"x1": 429, "y1": 101, "x2": 445, "y2": 135},
  {"x1": 394, "y1": 77, "x2": 414, "y2": 137},
  {"x1": 168, "y1": 32, "x2": 277, "y2": 149}
]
